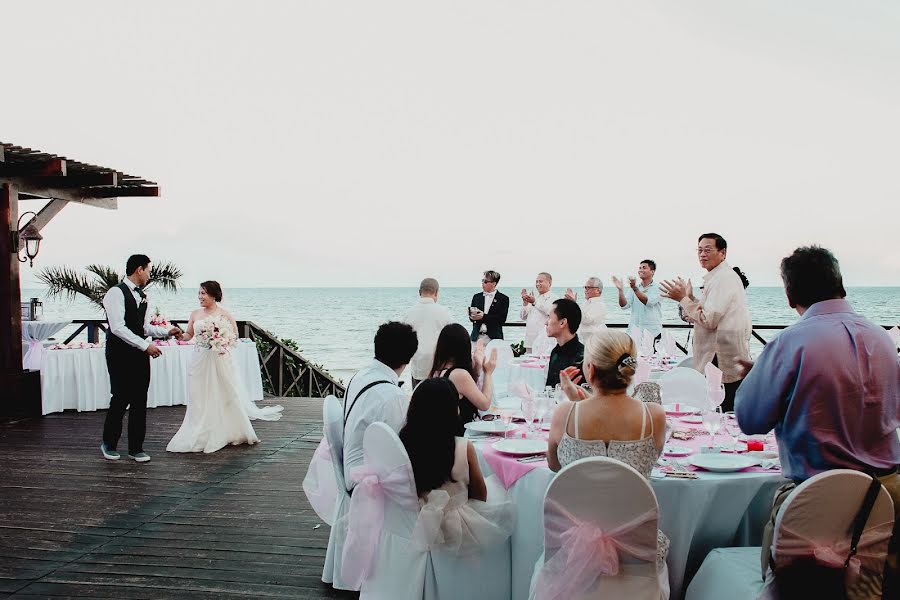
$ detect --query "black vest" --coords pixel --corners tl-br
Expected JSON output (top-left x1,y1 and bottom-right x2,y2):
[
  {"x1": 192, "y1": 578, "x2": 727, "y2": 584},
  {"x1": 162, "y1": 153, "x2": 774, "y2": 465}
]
[{"x1": 106, "y1": 282, "x2": 148, "y2": 355}]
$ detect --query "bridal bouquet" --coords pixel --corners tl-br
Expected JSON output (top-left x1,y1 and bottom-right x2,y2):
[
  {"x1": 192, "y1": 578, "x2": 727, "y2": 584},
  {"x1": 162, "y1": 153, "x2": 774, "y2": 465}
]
[{"x1": 195, "y1": 315, "x2": 237, "y2": 355}]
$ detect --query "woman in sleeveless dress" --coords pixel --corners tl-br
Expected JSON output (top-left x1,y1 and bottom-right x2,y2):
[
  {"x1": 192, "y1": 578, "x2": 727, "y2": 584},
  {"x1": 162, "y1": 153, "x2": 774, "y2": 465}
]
[
  {"x1": 429, "y1": 324, "x2": 497, "y2": 435},
  {"x1": 167, "y1": 281, "x2": 282, "y2": 454},
  {"x1": 547, "y1": 329, "x2": 669, "y2": 565},
  {"x1": 399, "y1": 378, "x2": 513, "y2": 554}
]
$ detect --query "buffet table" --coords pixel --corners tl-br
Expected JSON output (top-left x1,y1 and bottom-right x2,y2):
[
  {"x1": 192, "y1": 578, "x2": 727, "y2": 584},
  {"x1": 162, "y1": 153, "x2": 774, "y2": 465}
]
[{"x1": 40, "y1": 340, "x2": 264, "y2": 415}]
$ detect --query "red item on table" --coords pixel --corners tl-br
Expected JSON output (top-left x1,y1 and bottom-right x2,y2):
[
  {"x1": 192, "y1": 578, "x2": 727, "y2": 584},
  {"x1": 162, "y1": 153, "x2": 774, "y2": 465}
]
[{"x1": 747, "y1": 440, "x2": 764, "y2": 451}]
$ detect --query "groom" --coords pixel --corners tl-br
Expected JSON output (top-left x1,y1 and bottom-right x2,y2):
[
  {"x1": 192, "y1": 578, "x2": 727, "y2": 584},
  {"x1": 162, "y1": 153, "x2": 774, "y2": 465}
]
[{"x1": 100, "y1": 254, "x2": 181, "y2": 462}]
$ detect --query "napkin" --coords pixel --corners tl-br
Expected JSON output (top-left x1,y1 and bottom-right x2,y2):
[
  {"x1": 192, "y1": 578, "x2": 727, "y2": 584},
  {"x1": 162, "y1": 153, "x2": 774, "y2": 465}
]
[
  {"x1": 634, "y1": 358, "x2": 651, "y2": 385},
  {"x1": 641, "y1": 329, "x2": 655, "y2": 357},
  {"x1": 704, "y1": 362, "x2": 723, "y2": 389},
  {"x1": 662, "y1": 331, "x2": 678, "y2": 358},
  {"x1": 889, "y1": 326, "x2": 900, "y2": 349},
  {"x1": 509, "y1": 381, "x2": 534, "y2": 401}
]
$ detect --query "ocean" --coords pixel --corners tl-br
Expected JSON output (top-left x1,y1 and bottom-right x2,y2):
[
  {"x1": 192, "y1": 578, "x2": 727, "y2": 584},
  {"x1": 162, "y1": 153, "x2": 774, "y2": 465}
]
[{"x1": 20, "y1": 286, "x2": 900, "y2": 383}]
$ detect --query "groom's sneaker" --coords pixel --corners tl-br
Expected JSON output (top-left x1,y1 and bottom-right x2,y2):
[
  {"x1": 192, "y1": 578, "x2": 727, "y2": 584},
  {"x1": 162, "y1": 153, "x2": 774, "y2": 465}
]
[
  {"x1": 100, "y1": 443, "x2": 120, "y2": 460},
  {"x1": 128, "y1": 452, "x2": 151, "y2": 463}
]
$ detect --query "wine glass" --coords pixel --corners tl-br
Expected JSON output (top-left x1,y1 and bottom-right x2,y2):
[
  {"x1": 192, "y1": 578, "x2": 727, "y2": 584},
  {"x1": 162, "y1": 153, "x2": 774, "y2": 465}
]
[
  {"x1": 722, "y1": 412, "x2": 742, "y2": 451},
  {"x1": 535, "y1": 395, "x2": 550, "y2": 432},
  {"x1": 498, "y1": 407, "x2": 516, "y2": 439},
  {"x1": 701, "y1": 410, "x2": 722, "y2": 449},
  {"x1": 521, "y1": 397, "x2": 537, "y2": 438},
  {"x1": 707, "y1": 384, "x2": 726, "y2": 411}
]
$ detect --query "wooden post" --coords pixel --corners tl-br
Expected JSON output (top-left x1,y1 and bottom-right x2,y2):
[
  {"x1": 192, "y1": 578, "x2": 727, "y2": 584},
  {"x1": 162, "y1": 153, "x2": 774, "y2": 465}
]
[
  {"x1": 1, "y1": 182, "x2": 23, "y2": 371},
  {"x1": 0, "y1": 181, "x2": 41, "y2": 417}
]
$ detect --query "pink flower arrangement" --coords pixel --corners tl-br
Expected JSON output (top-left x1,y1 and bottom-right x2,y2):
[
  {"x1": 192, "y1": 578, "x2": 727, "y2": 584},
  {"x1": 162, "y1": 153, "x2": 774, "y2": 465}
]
[
  {"x1": 150, "y1": 307, "x2": 170, "y2": 328},
  {"x1": 50, "y1": 341, "x2": 105, "y2": 350},
  {"x1": 195, "y1": 315, "x2": 237, "y2": 355}
]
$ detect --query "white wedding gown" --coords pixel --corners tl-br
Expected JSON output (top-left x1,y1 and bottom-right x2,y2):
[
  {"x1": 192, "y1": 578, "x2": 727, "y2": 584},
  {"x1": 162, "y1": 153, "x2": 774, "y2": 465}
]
[{"x1": 167, "y1": 318, "x2": 283, "y2": 454}]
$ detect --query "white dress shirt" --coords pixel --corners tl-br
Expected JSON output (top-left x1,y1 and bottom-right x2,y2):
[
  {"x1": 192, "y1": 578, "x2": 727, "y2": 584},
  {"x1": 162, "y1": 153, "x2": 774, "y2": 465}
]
[
  {"x1": 679, "y1": 261, "x2": 752, "y2": 384},
  {"x1": 342, "y1": 360, "x2": 409, "y2": 488},
  {"x1": 579, "y1": 296, "x2": 608, "y2": 346},
  {"x1": 403, "y1": 297, "x2": 453, "y2": 380},
  {"x1": 480, "y1": 291, "x2": 496, "y2": 333},
  {"x1": 623, "y1": 280, "x2": 663, "y2": 338},
  {"x1": 520, "y1": 290, "x2": 559, "y2": 348},
  {"x1": 102, "y1": 279, "x2": 170, "y2": 352}
]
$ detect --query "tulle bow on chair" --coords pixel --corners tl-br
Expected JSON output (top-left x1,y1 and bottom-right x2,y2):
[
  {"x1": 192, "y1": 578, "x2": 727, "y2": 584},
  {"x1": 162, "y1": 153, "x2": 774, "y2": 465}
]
[{"x1": 533, "y1": 499, "x2": 659, "y2": 599}]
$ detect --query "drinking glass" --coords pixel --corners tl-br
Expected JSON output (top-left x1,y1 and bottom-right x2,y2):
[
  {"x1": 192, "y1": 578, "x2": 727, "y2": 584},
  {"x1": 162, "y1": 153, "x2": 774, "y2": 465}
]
[
  {"x1": 521, "y1": 397, "x2": 536, "y2": 437},
  {"x1": 535, "y1": 395, "x2": 551, "y2": 431},
  {"x1": 499, "y1": 408, "x2": 515, "y2": 439},
  {"x1": 701, "y1": 410, "x2": 722, "y2": 448}
]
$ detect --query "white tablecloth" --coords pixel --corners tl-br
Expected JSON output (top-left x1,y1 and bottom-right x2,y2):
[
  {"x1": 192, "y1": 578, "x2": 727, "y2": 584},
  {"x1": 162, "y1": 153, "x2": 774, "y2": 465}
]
[
  {"x1": 40, "y1": 341, "x2": 265, "y2": 415},
  {"x1": 472, "y1": 444, "x2": 785, "y2": 600},
  {"x1": 22, "y1": 320, "x2": 71, "y2": 371}
]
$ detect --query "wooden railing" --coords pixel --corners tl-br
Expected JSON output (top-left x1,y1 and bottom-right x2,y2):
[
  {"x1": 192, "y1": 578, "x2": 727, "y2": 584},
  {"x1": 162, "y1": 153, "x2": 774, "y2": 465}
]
[{"x1": 63, "y1": 319, "x2": 345, "y2": 398}]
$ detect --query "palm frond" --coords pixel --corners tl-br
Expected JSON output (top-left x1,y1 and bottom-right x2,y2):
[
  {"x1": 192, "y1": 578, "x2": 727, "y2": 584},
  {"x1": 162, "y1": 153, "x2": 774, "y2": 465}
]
[
  {"x1": 147, "y1": 261, "x2": 183, "y2": 293},
  {"x1": 85, "y1": 264, "x2": 122, "y2": 291},
  {"x1": 35, "y1": 266, "x2": 106, "y2": 308}
]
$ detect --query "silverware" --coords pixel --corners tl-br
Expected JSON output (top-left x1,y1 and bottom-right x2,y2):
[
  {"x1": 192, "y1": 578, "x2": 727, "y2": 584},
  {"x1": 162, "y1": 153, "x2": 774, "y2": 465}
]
[{"x1": 517, "y1": 455, "x2": 546, "y2": 463}]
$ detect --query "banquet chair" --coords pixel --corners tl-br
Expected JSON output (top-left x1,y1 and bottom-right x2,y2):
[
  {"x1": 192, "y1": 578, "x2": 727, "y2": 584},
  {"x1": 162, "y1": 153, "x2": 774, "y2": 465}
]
[
  {"x1": 529, "y1": 457, "x2": 670, "y2": 600},
  {"x1": 658, "y1": 368, "x2": 707, "y2": 410},
  {"x1": 532, "y1": 333, "x2": 556, "y2": 357},
  {"x1": 486, "y1": 339, "x2": 515, "y2": 400},
  {"x1": 686, "y1": 469, "x2": 895, "y2": 600},
  {"x1": 633, "y1": 382, "x2": 662, "y2": 405},
  {"x1": 321, "y1": 395, "x2": 354, "y2": 590}
]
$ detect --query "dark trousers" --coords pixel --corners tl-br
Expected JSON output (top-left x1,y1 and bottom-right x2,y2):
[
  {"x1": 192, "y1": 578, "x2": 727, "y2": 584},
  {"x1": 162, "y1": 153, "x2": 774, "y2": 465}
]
[
  {"x1": 711, "y1": 354, "x2": 743, "y2": 412},
  {"x1": 103, "y1": 349, "x2": 151, "y2": 454}
]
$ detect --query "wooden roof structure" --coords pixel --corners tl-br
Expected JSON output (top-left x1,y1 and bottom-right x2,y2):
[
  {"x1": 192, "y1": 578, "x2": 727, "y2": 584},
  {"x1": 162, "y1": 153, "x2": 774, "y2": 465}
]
[{"x1": 1, "y1": 141, "x2": 160, "y2": 415}]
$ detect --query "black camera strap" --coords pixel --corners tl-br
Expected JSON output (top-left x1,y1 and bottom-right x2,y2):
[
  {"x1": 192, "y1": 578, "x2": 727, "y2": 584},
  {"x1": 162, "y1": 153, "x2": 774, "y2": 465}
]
[{"x1": 845, "y1": 474, "x2": 884, "y2": 570}]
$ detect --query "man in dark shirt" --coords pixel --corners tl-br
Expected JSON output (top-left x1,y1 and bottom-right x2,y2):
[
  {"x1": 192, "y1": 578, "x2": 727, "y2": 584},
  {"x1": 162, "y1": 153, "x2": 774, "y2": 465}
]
[{"x1": 545, "y1": 298, "x2": 584, "y2": 388}]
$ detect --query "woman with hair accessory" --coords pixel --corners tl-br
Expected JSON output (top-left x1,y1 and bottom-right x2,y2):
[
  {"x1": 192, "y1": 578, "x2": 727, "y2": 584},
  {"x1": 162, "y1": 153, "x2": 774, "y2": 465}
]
[{"x1": 546, "y1": 329, "x2": 669, "y2": 563}]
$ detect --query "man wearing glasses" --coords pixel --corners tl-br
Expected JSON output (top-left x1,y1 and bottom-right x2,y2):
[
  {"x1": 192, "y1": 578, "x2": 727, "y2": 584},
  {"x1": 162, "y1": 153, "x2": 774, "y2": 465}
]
[
  {"x1": 660, "y1": 233, "x2": 751, "y2": 411},
  {"x1": 469, "y1": 270, "x2": 510, "y2": 342},
  {"x1": 565, "y1": 277, "x2": 607, "y2": 346}
]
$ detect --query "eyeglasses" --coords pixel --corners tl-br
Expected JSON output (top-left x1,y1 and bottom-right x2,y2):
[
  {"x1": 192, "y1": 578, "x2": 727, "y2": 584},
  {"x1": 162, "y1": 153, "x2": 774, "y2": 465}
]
[
  {"x1": 697, "y1": 247, "x2": 718, "y2": 256},
  {"x1": 481, "y1": 279, "x2": 495, "y2": 284},
  {"x1": 583, "y1": 286, "x2": 599, "y2": 290}
]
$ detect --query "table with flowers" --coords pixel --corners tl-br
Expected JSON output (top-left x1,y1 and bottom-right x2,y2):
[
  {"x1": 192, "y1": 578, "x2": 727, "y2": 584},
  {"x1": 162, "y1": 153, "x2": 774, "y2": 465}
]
[{"x1": 39, "y1": 339, "x2": 264, "y2": 415}]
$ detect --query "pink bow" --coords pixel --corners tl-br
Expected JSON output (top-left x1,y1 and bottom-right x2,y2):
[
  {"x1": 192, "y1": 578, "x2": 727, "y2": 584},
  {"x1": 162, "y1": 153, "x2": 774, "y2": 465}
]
[
  {"x1": 774, "y1": 521, "x2": 893, "y2": 585},
  {"x1": 340, "y1": 463, "x2": 418, "y2": 589},
  {"x1": 533, "y1": 500, "x2": 659, "y2": 599}
]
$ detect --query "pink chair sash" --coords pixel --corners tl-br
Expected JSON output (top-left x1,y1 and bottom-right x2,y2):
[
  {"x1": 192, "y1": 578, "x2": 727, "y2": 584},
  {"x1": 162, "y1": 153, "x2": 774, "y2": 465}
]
[
  {"x1": 533, "y1": 499, "x2": 659, "y2": 599},
  {"x1": 340, "y1": 463, "x2": 420, "y2": 589},
  {"x1": 773, "y1": 521, "x2": 894, "y2": 584},
  {"x1": 302, "y1": 438, "x2": 338, "y2": 525},
  {"x1": 634, "y1": 359, "x2": 651, "y2": 386}
]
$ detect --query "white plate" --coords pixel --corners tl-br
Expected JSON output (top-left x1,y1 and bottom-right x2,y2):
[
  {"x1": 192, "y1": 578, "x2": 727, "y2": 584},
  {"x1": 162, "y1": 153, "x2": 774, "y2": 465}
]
[
  {"x1": 679, "y1": 415, "x2": 703, "y2": 424},
  {"x1": 663, "y1": 445, "x2": 694, "y2": 457},
  {"x1": 689, "y1": 453, "x2": 758, "y2": 472},
  {"x1": 664, "y1": 403, "x2": 700, "y2": 416},
  {"x1": 493, "y1": 438, "x2": 548, "y2": 456},
  {"x1": 540, "y1": 422, "x2": 551, "y2": 431},
  {"x1": 464, "y1": 421, "x2": 515, "y2": 434},
  {"x1": 721, "y1": 442, "x2": 749, "y2": 453}
]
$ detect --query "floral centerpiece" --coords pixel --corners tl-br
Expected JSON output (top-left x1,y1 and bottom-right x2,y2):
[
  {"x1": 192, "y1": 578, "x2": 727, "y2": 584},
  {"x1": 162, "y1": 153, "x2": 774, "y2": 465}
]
[
  {"x1": 195, "y1": 314, "x2": 237, "y2": 355},
  {"x1": 50, "y1": 341, "x2": 105, "y2": 350},
  {"x1": 510, "y1": 340, "x2": 527, "y2": 358},
  {"x1": 150, "y1": 307, "x2": 170, "y2": 328}
]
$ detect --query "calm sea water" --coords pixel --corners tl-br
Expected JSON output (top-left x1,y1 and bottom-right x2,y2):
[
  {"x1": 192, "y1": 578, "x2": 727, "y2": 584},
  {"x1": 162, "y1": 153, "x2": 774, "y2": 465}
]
[{"x1": 21, "y1": 286, "x2": 900, "y2": 383}]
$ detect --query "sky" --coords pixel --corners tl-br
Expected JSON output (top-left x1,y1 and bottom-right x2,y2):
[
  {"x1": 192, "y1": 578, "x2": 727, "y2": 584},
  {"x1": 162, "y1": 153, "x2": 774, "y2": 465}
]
[{"x1": 5, "y1": 1, "x2": 900, "y2": 289}]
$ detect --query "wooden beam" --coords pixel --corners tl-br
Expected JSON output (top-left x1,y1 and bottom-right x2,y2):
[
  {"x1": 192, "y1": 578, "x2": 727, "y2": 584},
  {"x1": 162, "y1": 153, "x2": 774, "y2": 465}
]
[
  {"x1": 80, "y1": 186, "x2": 159, "y2": 199},
  {"x1": 1, "y1": 182, "x2": 24, "y2": 372},
  {"x1": 26, "y1": 172, "x2": 118, "y2": 189},
  {"x1": 80, "y1": 198, "x2": 118, "y2": 210},
  {"x1": 0, "y1": 157, "x2": 66, "y2": 178},
  {"x1": 19, "y1": 199, "x2": 67, "y2": 234}
]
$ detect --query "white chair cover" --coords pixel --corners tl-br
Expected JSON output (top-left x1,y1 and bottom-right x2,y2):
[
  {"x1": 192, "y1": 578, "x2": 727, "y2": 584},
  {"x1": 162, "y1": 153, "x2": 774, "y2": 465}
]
[
  {"x1": 531, "y1": 333, "x2": 556, "y2": 358},
  {"x1": 486, "y1": 339, "x2": 515, "y2": 400},
  {"x1": 687, "y1": 469, "x2": 896, "y2": 600},
  {"x1": 349, "y1": 423, "x2": 429, "y2": 600},
  {"x1": 321, "y1": 396, "x2": 354, "y2": 589},
  {"x1": 302, "y1": 437, "x2": 338, "y2": 525},
  {"x1": 530, "y1": 457, "x2": 669, "y2": 600},
  {"x1": 658, "y1": 367, "x2": 708, "y2": 410}
]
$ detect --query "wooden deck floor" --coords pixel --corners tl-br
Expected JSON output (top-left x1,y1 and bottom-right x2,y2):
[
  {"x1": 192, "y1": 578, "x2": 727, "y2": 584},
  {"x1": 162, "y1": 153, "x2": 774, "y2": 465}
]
[{"x1": 0, "y1": 398, "x2": 357, "y2": 599}]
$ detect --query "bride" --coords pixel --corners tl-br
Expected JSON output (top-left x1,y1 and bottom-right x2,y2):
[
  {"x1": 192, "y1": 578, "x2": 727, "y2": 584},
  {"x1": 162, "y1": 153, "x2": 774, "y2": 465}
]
[{"x1": 167, "y1": 281, "x2": 282, "y2": 454}]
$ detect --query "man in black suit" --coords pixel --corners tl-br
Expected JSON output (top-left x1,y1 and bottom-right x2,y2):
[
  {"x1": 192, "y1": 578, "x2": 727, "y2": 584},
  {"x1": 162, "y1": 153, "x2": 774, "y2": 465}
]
[{"x1": 469, "y1": 270, "x2": 510, "y2": 342}]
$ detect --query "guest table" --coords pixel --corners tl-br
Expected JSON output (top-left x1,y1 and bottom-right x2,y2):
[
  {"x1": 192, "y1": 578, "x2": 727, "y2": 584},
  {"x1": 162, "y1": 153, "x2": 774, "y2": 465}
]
[
  {"x1": 40, "y1": 340, "x2": 264, "y2": 415},
  {"x1": 21, "y1": 320, "x2": 71, "y2": 371},
  {"x1": 469, "y1": 421, "x2": 786, "y2": 600}
]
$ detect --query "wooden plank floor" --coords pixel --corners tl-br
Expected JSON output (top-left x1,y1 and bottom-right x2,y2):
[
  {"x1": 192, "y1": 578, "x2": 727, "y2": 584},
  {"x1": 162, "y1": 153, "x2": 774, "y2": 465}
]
[{"x1": 0, "y1": 398, "x2": 357, "y2": 599}]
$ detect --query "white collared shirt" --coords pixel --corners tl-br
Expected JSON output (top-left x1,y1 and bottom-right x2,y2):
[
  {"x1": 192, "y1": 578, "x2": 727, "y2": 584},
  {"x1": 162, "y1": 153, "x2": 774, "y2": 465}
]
[
  {"x1": 520, "y1": 290, "x2": 559, "y2": 347},
  {"x1": 102, "y1": 279, "x2": 170, "y2": 351},
  {"x1": 480, "y1": 291, "x2": 496, "y2": 333},
  {"x1": 580, "y1": 296, "x2": 608, "y2": 346},
  {"x1": 623, "y1": 280, "x2": 663, "y2": 338},
  {"x1": 403, "y1": 297, "x2": 452, "y2": 380},
  {"x1": 679, "y1": 261, "x2": 752, "y2": 383},
  {"x1": 342, "y1": 360, "x2": 409, "y2": 487}
]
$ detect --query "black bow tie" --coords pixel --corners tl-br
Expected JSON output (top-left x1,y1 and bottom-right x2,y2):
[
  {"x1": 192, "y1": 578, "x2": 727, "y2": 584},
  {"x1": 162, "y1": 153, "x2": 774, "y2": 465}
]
[{"x1": 134, "y1": 287, "x2": 147, "y2": 299}]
